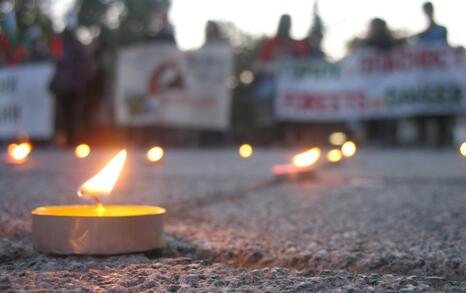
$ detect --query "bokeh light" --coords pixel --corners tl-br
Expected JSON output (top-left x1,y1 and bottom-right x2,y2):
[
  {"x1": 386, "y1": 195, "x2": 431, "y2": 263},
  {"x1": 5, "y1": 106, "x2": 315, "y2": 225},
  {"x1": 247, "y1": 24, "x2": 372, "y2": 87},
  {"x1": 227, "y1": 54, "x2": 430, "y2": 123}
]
[
  {"x1": 239, "y1": 144, "x2": 253, "y2": 159},
  {"x1": 329, "y1": 132, "x2": 347, "y2": 146},
  {"x1": 147, "y1": 146, "x2": 164, "y2": 162},
  {"x1": 75, "y1": 144, "x2": 91, "y2": 158},
  {"x1": 341, "y1": 141, "x2": 357, "y2": 158},
  {"x1": 460, "y1": 142, "x2": 466, "y2": 156},
  {"x1": 327, "y1": 149, "x2": 343, "y2": 163}
]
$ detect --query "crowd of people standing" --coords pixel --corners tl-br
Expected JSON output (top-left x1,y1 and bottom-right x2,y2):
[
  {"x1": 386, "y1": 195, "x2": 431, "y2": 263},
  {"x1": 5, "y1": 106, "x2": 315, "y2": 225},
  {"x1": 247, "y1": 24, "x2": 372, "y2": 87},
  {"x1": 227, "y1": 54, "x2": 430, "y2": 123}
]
[
  {"x1": 252, "y1": 1, "x2": 452, "y2": 147},
  {"x1": 0, "y1": 1, "x2": 458, "y2": 147}
]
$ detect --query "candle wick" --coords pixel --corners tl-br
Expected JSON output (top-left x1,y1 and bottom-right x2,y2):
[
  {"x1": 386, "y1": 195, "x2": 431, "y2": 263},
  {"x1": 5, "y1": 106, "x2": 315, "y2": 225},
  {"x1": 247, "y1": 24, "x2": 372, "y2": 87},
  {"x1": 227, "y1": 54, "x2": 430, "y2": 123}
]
[{"x1": 90, "y1": 194, "x2": 103, "y2": 207}]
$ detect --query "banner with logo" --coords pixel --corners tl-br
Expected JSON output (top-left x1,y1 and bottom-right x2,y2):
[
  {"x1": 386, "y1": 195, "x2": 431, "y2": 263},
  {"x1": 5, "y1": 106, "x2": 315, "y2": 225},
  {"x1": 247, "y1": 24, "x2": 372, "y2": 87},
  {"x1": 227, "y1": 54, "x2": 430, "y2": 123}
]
[
  {"x1": 0, "y1": 63, "x2": 54, "y2": 139},
  {"x1": 276, "y1": 45, "x2": 466, "y2": 121},
  {"x1": 114, "y1": 44, "x2": 233, "y2": 130}
]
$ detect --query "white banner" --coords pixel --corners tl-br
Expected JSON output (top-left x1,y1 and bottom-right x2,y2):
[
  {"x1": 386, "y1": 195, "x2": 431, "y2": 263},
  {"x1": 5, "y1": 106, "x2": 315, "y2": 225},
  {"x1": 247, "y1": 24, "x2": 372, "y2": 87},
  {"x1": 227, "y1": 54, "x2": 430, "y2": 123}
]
[
  {"x1": 0, "y1": 63, "x2": 54, "y2": 139},
  {"x1": 114, "y1": 44, "x2": 233, "y2": 130},
  {"x1": 276, "y1": 45, "x2": 466, "y2": 121}
]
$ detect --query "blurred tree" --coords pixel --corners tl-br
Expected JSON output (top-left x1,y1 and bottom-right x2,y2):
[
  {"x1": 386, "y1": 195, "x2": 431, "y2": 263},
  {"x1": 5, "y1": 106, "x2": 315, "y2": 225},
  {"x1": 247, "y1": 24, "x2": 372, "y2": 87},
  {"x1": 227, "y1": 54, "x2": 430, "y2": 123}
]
[
  {"x1": 76, "y1": 0, "x2": 170, "y2": 46},
  {"x1": 0, "y1": 0, "x2": 54, "y2": 44}
]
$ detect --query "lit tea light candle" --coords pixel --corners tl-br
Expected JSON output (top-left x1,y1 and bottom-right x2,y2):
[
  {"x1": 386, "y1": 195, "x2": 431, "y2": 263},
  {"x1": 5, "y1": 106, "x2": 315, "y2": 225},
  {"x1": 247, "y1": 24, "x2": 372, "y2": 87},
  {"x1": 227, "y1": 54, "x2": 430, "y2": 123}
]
[
  {"x1": 273, "y1": 147, "x2": 321, "y2": 179},
  {"x1": 341, "y1": 141, "x2": 357, "y2": 158},
  {"x1": 4, "y1": 142, "x2": 32, "y2": 165},
  {"x1": 146, "y1": 146, "x2": 164, "y2": 163},
  {"x1": 326, "y1": 149, "x2": 343, "y2": 164},
  {"x1": 75, "y1": 144, "x2": 91, "y2": 159},
  {"x1": 32, "y1": 149, "x2": 166, "y2": 255},
  {"x1": 239, "y1": 144, "x2": 253, "y2": 159}
]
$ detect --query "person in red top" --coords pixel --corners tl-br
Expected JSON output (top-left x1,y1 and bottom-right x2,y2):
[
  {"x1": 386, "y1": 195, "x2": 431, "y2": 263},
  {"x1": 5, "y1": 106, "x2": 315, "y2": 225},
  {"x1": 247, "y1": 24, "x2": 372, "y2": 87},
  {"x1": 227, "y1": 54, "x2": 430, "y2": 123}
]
[{"x1": 258, "y1": 14, "x2": 307, "y2": 63}]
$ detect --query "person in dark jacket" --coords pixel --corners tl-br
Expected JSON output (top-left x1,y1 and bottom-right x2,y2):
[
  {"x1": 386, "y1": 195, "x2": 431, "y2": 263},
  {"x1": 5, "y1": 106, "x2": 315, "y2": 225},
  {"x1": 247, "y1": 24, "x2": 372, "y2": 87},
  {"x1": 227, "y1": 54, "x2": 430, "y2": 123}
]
[{"x1": 49, "y1": 28, "x2": 92, "y2": 146}]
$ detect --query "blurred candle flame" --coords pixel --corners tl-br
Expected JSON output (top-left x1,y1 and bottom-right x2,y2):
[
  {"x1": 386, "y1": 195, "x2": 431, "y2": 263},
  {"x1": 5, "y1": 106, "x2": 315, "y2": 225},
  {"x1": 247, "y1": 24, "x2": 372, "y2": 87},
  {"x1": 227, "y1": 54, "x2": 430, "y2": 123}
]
[
  {"x1": 327, "y1": 149, "x2": 343, "y2": 163},
  {"x1": 77, "y1": 150, "x2": 127, "y2": 202},
  {"x1": 292, "y1": 147, "x2": 321, "y2": 168},
  {"x1": 75, "y1": 144, "x2": 91, "y2": 158},
  {"x1": 8, "y1": 142, "x2": 32, "y2": 161},
  {"x1": 341, "y1": 141, "x2": 357, "y2": 158},
  {"x1": 239, "y1": 144, "x2": 253, "y2": 159},
  {"x1": 460, "y1": 142, "x2": 466, "y2": 157},
  {"x1": 147, "y1": 146, "x2": 164, "y2": 162},
  {"x1": 329, "y1": 132, "x2": 347, "y2": 146}
]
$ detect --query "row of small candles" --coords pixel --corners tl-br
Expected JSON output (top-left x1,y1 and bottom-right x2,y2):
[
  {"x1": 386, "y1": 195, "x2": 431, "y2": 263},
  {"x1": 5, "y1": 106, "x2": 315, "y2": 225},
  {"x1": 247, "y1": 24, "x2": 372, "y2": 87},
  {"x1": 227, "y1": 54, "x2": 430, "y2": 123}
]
[
  {"x1": 5, "y1": 133, "x2": 356, "y2": 256},
  {"x1": 7, "y1": 140, "x2": 354, "y2": 166}
]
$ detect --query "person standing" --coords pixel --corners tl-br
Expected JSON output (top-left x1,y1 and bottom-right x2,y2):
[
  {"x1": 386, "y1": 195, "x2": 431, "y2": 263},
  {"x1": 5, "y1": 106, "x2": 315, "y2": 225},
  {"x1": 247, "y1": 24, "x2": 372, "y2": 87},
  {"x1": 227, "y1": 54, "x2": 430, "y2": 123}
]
[
  {"x1": 362, "y1": 18, "x2": 404, "y2": 146},
  {"x1": 416, "y1": 2, "x2": 451, "y2": 147},
  {"x1": 49, "y1": 28, "x2": 92, "y2": 146},
  {"x1": 254, "y1": 15, "x2": 306, "y2": 144},
  {"x1": 417, "y1": 2, "x2": 448, "y2": 44},
  {"x1": 258, "y1": 15, "x2": 307, "y2": 64}
]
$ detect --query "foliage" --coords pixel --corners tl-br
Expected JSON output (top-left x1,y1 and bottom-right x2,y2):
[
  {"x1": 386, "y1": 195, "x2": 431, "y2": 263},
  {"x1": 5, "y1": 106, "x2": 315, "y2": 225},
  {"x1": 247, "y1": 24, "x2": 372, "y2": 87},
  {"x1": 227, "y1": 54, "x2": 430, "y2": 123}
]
[
  {"x1": 0, "y1": 0, "x2": 54, "y2": 43},
  {"x1": 77, "y1": 0, "x2": 170, "y2": 46}
]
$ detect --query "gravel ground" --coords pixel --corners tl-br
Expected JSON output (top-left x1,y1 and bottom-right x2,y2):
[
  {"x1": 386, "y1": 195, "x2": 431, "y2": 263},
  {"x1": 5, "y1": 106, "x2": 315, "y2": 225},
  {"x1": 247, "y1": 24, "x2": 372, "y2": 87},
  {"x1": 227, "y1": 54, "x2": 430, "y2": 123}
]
[{"x1": 0, "y1": 147, "x2": 465, "y2": 292}]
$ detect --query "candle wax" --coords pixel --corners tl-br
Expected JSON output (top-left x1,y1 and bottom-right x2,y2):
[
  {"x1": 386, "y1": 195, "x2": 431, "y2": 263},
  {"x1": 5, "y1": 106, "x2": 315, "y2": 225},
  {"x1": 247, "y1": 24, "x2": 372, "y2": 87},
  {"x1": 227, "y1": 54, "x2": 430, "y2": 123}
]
[{"x1": 32, "y1": 205, "x2": 165, "y2": 217}]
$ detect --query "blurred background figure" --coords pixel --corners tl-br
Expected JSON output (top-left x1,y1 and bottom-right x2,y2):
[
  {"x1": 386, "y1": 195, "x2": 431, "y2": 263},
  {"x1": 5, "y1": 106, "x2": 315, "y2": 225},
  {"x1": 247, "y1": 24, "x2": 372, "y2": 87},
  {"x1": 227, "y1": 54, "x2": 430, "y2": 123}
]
[
  {"x1": 49, "y1": 28, "x2": 92, "y2": 146},
  {"x1": 363, "y1": 18, "x2": 403, "y2": 52},
  {"x1": 26, "y1": 26, "x2": 50, "y2": 62},
  {"x1": 253, "y1": 14, "x2": 307, "y2": 144},
  {"x1": 362, "y1": 18, "x2": 404, "y2": 146},
  {"x1": 203, "y1": 21, "x2": 227, "y2": 47},
  {"x1": 415, "y1": 1, "x2": 452, "y2": 148},
  {"x1": 258, "y1": 14, "x2": 306, "y2": 64},
  {"x1": 146, "y1": 2, "x2": 176, "y2": 45},
  {"x1": 417, "y1": 1, "x2": 448, "y2": 44}
]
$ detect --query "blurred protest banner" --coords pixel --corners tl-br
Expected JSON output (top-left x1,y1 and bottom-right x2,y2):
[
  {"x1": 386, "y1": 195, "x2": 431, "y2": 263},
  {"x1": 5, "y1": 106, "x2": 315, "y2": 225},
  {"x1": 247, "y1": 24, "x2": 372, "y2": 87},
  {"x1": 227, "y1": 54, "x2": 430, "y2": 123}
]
[
  {"x1": 276, "y1": 45, "x2": 466, "y2": 121},
  {"x1": 114, "y1": 44, "x2": 233, "y2": 130},
  {"x1": 0, "y1": 63, "x2": 54, "y2": 139}
]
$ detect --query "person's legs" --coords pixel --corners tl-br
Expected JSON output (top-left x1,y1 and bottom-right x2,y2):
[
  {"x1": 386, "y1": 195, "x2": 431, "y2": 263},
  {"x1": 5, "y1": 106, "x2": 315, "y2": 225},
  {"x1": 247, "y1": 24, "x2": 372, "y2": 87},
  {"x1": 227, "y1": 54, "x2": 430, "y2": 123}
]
[
  {"x1": 436, "y1": 115, "x2": 454, "y2": 147},
  {"x1": 61, "y1": 95, "x2": 78, "y2": 146}
]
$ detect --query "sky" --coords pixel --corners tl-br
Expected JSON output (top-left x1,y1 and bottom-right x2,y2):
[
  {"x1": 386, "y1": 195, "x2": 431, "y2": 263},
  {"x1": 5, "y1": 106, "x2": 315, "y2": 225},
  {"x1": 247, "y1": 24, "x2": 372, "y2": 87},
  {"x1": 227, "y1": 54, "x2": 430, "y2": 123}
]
[{"x1": 169, "y1": 0, "x2": 466, "y2": 60}]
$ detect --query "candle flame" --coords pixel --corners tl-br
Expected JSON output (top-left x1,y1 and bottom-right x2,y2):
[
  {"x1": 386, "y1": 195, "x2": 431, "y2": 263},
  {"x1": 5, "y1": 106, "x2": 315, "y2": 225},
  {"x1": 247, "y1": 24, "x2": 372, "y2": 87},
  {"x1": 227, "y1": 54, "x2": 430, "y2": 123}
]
[
  {"x1": 77, "y1": 150, "x2": 127, "y2": 199},
  {"x1": 341, "y1": 141, "x2": 357, "y2": 158},
  {"x1": 8, "y1": 142, "x2": 32, "y2": 161},
  {"x1": 329, "y1": 132, "x2": 347, "y2": 146},
  {"x1": 147, "y1": 146, "x2": 164, "y2": 162},
  {"x1": 327, "y1": 149, "x2": 343, "y2": 163},
  {"x1": 292, "y1": 147, "x2": 321, "y2": 168},
  {"x1": 239, "y1": 144, "x2": 253, "y2": 159},
  {"x1": 75, "y1": 144, "x2": 91, "y2": 158}
]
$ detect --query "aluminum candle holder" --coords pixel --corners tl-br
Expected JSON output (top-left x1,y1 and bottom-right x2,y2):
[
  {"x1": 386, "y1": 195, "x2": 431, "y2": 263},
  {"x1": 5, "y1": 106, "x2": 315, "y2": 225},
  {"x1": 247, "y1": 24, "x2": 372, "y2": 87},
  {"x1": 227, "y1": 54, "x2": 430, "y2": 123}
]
[
  {"x1": 272, "y1": 163, "x2": 316, "y2": 180},
  {"x1": 32, "y1": 205, "x2": 165, "y2": 255}
]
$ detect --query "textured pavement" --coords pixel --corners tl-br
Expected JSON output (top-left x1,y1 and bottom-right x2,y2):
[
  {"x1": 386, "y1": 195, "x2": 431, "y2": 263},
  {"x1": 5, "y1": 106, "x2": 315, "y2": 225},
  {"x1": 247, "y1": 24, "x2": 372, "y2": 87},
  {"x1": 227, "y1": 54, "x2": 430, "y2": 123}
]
[{"x1": 0, "y1": 147, "x2": 465, "y2": 292}]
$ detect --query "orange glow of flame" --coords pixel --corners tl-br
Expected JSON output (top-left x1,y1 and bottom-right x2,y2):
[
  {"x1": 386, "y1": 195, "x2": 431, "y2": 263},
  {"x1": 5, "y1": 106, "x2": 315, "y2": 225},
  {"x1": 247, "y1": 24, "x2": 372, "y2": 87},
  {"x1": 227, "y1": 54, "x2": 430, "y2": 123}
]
[
  {"x1": 292, "y1": 147, "x2": 321, "y2": 168},
  {"x1": 341, "y1": 141, "x2": 357, "y2": 158},
  {"x1": 75, "y1": 144, "x2": 91, "y2": 158},
  {"x1": 147, "y1": 146, "x2": 164, "y2": 162},
  {"x1": 8, "y1": 142, "x2": 32, "y2": 161},
  {"x1": 239, "y1": 144, "x2": 253, "y2": 159},
  {"x1": 327, "y1": 149, "x2": 343, "y2": 163},
  {"x1": 77, "y1": 150, "x2": 127, "y2": 201}
]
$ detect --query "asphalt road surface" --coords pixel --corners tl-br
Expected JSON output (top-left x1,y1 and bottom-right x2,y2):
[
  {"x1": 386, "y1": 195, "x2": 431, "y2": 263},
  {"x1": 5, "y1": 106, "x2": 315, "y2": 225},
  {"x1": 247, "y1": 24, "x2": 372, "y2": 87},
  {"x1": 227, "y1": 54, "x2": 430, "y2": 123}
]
[{"x1": 0, "y1": 148, "x2": 465, "y2": 292}]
